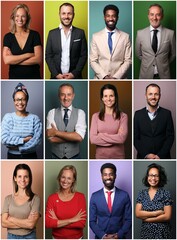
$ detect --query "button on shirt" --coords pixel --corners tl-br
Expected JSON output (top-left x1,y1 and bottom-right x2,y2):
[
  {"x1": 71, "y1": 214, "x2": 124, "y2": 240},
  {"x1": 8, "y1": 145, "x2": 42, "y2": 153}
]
[
  {"x1": 103, "y1": 187, "x2": 115, "y2": 206},
  {"x1": 46, "y1": 105, "x2": 86, "y2": 139},
  {"x1": 150, "y1": 25, "x2": 161, "y2": 74},
  {"x1": 59, "y1": 24, "x2": 72, "y2": 74}
]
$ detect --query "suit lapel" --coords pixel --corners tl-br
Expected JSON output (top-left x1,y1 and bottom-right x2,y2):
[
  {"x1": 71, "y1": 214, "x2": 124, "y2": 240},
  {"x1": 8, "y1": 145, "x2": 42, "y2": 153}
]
[
  {"x1": 158, "y1": 27, "x2": 164, "y2": 53},
  {"x1": 57, "y1": 28, "x2": 62, "y2": 52},
  {"x1": 100, "y1": 189, "x2": 111, "y2": 214},
  {"x1": 112, "y1": 30, "x2": 121, "y2": 55}
]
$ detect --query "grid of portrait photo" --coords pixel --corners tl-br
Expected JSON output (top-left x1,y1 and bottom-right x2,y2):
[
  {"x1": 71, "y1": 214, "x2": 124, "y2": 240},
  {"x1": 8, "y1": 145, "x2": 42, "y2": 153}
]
[{"x1": 0, "y1": 0, "x2": 176, "y2": 239}]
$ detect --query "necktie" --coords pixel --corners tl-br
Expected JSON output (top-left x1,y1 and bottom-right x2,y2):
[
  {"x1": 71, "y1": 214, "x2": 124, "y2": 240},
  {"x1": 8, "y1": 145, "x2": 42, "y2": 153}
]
[
  {"x1": 63, "y1": 109, "x2": 69, "y2": 126},
  {"x1": 108, "y1": 32, "x2": 114, "y2": 54},
  {"x1": 106, "y1": 191, "x2": 113, "y2": 212},
  {"x1": 152, "y1": 29, "x2": 158, "y2": 53}
]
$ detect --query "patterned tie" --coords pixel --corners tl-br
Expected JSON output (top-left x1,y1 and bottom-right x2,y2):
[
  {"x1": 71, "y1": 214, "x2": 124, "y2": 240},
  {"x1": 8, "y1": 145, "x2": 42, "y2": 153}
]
[
  {"x1": 106, "y1": 191, "x2": 113, "y2": 212},
  {"x1": 108, "y1": 32, "x2": 114, "y2": 54},
  {"x1": 63, "y1": 109, "x2": 69, "y2": 126},
  {"x1": 152, "y1": 29, "x2": 158, "y2": 53}
]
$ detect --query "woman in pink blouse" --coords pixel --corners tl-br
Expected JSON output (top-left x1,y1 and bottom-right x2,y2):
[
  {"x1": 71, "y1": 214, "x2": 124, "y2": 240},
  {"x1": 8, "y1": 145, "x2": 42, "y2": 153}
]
[{"x1": 90, "y1": 84, "x2": 128, "y2": 159}]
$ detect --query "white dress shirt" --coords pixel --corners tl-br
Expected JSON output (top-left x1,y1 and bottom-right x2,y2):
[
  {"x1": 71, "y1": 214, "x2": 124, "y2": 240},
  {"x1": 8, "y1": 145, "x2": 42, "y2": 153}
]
[{"x1": 46, "y1": 105, "x2": 86, "y2": 139}]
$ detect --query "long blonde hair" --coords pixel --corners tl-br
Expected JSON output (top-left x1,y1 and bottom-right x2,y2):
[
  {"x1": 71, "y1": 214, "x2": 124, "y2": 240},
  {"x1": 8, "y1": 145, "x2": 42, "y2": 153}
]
[{"x1": 10, "y1": 4, "x2": 31, "y2": 33}]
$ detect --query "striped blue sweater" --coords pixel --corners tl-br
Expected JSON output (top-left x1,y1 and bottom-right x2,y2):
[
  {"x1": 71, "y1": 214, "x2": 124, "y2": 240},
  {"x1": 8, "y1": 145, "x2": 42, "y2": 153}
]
[{"x1": 1, "y1": 112, "x2": 42, "y2": 154}]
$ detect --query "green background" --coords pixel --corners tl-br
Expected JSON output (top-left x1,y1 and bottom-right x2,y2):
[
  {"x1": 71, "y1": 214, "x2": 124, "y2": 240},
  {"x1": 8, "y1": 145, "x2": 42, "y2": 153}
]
[
  {"x1": 134, "y1": 1, "x2": 176, "y2": 79},
  {"x1": 89, "y1": 1, "x2": 132, "y2": 79},
  {"x1": 45, "y1": 1, "x2": 88, "y2": 79},
  {"x1": 45, "y1": 161, "x2": 88, "y2": 239},
  {"x1": 45, "y1": 81, "x2": 88, "y2": 159}
]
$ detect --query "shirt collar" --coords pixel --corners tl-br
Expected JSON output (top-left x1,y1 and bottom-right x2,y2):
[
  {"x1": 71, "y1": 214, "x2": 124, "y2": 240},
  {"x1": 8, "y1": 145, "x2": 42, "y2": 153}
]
[
  {"x1": 150, "y1": 25, "x2": 162, "y2": 32},
  {"x1": 105, "y1": 27, "x2": 117, "y2": 34},
  {"x1": 103, "y1": 186, "x2": 115, "y2": 194},
  {"x1": 59, "y1": 23, "x2": 73, "y2": 31},
  {"x1": 61, "y1": 105, "x2": 72, "y2": 111},
  {"x1": 146, "y1": 105, "x2": 159, "y2": 113}
]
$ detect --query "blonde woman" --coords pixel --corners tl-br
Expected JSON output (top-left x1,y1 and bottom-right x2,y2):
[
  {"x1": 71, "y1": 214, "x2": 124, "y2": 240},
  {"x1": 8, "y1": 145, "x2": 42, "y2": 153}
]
[{"x1": 3, "y1": 4, "x2": 42, "y2": 79}]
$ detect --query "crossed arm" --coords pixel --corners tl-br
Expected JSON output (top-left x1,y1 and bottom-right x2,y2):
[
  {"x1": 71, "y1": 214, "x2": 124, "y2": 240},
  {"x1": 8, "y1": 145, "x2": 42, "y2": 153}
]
[
  {"x1": 2, "y1": 211, "x2": 40, "y2": 230},
  {"x1": 135, "y1": 203, "x2": 172, "y2": 222},
  {"x1": 3, "y1": 45, "x2": 42, "y2": 65}
]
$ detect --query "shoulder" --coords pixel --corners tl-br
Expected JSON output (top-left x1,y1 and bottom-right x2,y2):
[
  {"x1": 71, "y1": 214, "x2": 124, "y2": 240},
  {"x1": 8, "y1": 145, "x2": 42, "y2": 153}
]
[
  {"x1": 77, "y1": 108, "x2": 86, "y2": 115},
  {"x1": 92, "y1": 112, "x2": 99, "y2": 119},
  {"x1": 2, "y1": 112, "x2": 15, "y2": 121},
  {"x1": 117, "y1": 29, "x2": 130, "y2": 38},
  {"x1": 4, "y1": 32, "x2": 13, "y2": 40},
  {"x1": 48, "y1": 28, "x2": 60, "y2": 36},
  {"x1": 28, "y1": 113, "x2": 41, "y2": 121},
  {"x1": 161, "y1": 26, "x2": 174, "y2": 35},
  {"x1": 92, "y1": 29, "x2": 105, "y2": 38},
  {"x1": 72, "y1": 26, "x2": 85, "y2": 34},
  {"x1": 31, "y1": 194, "x2": 40, "y2": 203},
  {"x1": 120, "y1": 112, "x2": 128, "y2": 119},
  {"x1": 137, "y1": 27, "x2": 149, "y2": 35},
  {"x1": 75, "y1": 192, "x2": 85, "y2": 199},
  {"x1": 159, "y1": 107, "x2": 172, "y2": 114},
  {"x1": 4, "y1": 194, "x2": 13, "y2": 201},
  {"x1": 116, "y1": 187, "x2": 130, "y2": 198},
  {"x1": 134, "y1": 108, "x2": 146, "y2": 116},
  {"x1": 91, "y1": 189, "x2": 103, "y2": 198},
  {"x1": 30, "y1": 30, "x2": 40, "y2": 36},
  {"x1": 47, "y1": 192, "x2": 58, "y2": 202}
]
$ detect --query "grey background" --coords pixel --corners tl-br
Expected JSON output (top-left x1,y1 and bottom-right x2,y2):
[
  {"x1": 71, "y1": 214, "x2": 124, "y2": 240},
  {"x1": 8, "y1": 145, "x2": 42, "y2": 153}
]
[
  {"x1": 134, "y1": 161, "x2": 176, "y2": 239},
  {"x1": 45, "y1": 81, "x2": 88, "y2": 159},
  {"x1": 1, "y1": 81, "x2": 43, "y2": 159}
]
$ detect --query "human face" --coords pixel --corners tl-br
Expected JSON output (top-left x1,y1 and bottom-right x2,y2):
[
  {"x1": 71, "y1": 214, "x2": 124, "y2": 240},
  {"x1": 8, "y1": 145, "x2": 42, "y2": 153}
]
[
  {"x1": 14, "y1": 91, "x2": 27, "y2": 113},
  {"x1": 145, "y1": 86, "x2": 160, "y2": 110},
  {"x1": 102, "y1": 168, "x2": 116, "y2": 190},
  {"x1": 104, "y1": 9, "x2": 118, "y2": 31},
  {"x1": 148, "y1": 6, "x2": 163, "y2": 29},
  {"x1": 59, "y1": 86, "x2": 75, "y2": 108},
  {"x1": 102, "y1": 89, "x2": 115, "y2": 109},
  {"x1": 147, "y1": 168, "x2": 159, "y2": 188},
  {"x1": 14, "y1": 169, "x2": 30, "y2": 190},
  {"x1": 14, "y1": 8, "x2": 27, "y2": 28},
  {"x1": 59, "y1": 5, "x2": 74, "y2": 28},
  {"x1": 59, "y1": 169, "x2": 75, "y2": 191}
]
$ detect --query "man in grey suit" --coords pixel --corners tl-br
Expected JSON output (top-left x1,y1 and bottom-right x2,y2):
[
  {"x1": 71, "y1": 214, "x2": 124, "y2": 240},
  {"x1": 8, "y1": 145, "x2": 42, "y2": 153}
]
[
  {"x1": 136, "y1": 4, "x2": 176, "y2": 79},
  {"x1": 46, "y1": 83, "x2": 86, "y2": 159},
  {"x1": 45, "y1": 3, "x2": 87, "y2": 79}
]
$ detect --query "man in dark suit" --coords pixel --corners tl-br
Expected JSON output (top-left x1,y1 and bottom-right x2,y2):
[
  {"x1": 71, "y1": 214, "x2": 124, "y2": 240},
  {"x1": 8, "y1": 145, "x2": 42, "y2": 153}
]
[
  {"x1": 134, "y1": 83, "x2": 174, "y2": 159},
  {"x1": 45, "y1": 3, "x2": 87, "y2": 79},
  {"x1": 90, "y1": 163, "x2": 132, "y2": 239},
  {"x1": 135, "y1": 4, "x2": 176, "y2": 79}
]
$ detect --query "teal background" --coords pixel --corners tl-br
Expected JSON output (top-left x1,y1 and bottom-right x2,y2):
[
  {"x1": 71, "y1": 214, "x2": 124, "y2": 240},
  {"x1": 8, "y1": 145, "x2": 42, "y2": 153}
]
[
  {"x1": 45, "y1": 81, "x2": 88, "y2": 159},
  {"x1": 45, "y1": 161, "x2": 88, "y2": 239},
  {"x1": 134, "y1": 1, "x2": 176, "y2": 79},
  {"x1": 89, "y1": 1, "x2": 132, "y2": 79}
]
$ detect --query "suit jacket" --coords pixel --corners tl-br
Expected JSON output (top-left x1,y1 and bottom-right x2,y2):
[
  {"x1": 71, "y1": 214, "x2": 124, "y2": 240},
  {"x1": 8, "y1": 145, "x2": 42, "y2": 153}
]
[
  {"x1": 89, "y1": 187, "x2": 132, "y2": 239},
  {"x1": 136, "y1": 26, "x2": 176, "y2": 79},
  {"x1": 90, "y1": 28, "x2": 132, "y2": 79},
  {"x1": 134, "y1": 107, "x2": 175, "y2": 159},
  {"x1": 45, "y1": 26, "x2": 87, "y2": 79}
]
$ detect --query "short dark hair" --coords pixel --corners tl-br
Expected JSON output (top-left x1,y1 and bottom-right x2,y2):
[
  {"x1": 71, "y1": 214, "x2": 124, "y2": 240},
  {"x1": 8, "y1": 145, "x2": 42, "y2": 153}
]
[
  {"x1": 148, "y1": 4, "x2": 164, "y2": 16},
  {"x1": 100, "y1": 163, "x2": 117, "y2": 174},
  {"x1": 103, "y1": 5, "x2": 119, "y2": 17},
  {"x1": 142, "y1": 163, "x2": 167, "y2": 187},
  {"x1": 145, "y1": 83, "x2": 161, "y2": 94},
  {"x1": 59, "y1": 2, "x2": 74, "y2": 13},
  {"x1": 58, "y1": 83, "x2": 75, "y2": 95}
]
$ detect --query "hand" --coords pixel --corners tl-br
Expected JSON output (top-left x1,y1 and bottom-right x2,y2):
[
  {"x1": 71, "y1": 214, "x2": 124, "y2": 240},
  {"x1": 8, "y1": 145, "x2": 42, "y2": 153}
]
[
  {"x1": 24, "y1": 136, "x2": 32, "y2": 143},
  {"x1": 145, "y1": 153, "x2": 157, "y2": 159},
  {"x1": 46, "y1": 124, "x2": 58, "y2": 138},
  {"x1": 56, "y1": 73, "x2": 65, "y2": 79},
  {"x1": 70, "y1": 209, "x2": 86, "y2": 223},
  {"x1": 7, "y1": 48, "x2": 12, "y2": 56},
  {"x1": 103, "y1": 75, "x2": 116, "y2": 79},
  {"x1": 48, "y1": 209, "x2": 58, "y2": 220},
  {"x1": 62, "y1": 73, "x2": 75, "y2": 79},
  {"x1": 103, "y1": 233, "x2": 118, "y2": 239},
  {"x1": 155, "y1": 210, "x2": 164, "y2": 216},
  {"x1": 28, "y1": 211, "x2": 39, "y2": 220}
]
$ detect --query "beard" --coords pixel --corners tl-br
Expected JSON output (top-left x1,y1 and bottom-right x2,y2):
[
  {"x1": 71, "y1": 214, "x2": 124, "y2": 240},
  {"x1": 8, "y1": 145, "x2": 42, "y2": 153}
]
[
  {"x1": 105, "y1": 20, "x2": 117, "y2": 31},
  {"x1": 103, "y1": 179, "x2": 115, "y2": 190}
]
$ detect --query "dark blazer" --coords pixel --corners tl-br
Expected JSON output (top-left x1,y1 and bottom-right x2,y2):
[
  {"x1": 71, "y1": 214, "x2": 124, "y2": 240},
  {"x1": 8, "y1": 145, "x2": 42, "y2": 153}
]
[
  {"x1": 45, "y1": 26, "x2": 87, "y2": 79},
  {"x1": 89, "y1": 187, "x2": 132, "y2": 239},
  {"x1": 134, "y1": 107, "x2": 174, "y2": 159}
]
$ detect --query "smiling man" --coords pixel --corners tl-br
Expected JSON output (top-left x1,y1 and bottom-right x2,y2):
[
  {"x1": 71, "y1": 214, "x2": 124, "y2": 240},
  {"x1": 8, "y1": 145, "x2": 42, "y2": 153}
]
[
  {"x1": 134, "y1": 83, "x2": 174, "y2": 159},
  {"x1": 135, "y1": 3, "x2": 176, "y2": 79},
  {"x1": 45, "y1": 2, "x2": 87, "y2": 79},
  {"x1": 90, "y1": 163, "x2": 132, "y2": 239},
  {"x1": 46, "y1": 83, "x2": 86, "y2": 159},
  {"x1": 90, "y1": 4, "x2": 132, "y2": 79}
]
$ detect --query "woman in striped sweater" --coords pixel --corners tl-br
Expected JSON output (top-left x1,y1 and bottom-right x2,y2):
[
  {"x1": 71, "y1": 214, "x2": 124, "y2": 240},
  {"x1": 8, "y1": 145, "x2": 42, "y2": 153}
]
[{"x1": 1, "y1": 82, "x2": 42, "y2": 159}]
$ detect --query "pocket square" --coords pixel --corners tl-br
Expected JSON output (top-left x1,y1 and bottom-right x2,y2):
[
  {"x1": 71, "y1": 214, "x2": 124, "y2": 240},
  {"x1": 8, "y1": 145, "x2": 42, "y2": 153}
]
[{"x1": 74, "y1": 39, "x2": 81, "y2": 42}]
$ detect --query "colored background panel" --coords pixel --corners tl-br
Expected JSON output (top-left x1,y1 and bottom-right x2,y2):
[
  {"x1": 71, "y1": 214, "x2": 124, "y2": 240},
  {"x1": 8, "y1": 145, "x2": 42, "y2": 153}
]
[
  {"x1": 1, "y1": 160, "x2": 44, "y2": 239},
  {"x1": 89, "y1": 81, "x2": 132, "y2": 159},
  {"x1": 134, "y1": 161, "x2": 176, "y2": 239},
  {"x1": 1, "y1": 80, "x2": 44, "y2": 159},
  {"x1": 1, "y1": 1, "x2": 44, "y2": 79},
  {"x1": 133, "y1": 80, "x2": 176, "y2": 159},
  {"x1": 89, "y1": 160, "x2": 132, "y2": 239},
  {"x1": 45, "y1": 1, "x2": 88, "y2": 79},
  {"x1": 45, "y1": 80, "x2": 88, "y2": 159},
  {"x1": 134, "y1": 1, "x2": 176, "y2": 79},
  {"x1": 89, "y1": 1, "x2": 132, "y2": 79},
  {"x1": 45, "y1": 160, "x2": 88, "y2": 239}
]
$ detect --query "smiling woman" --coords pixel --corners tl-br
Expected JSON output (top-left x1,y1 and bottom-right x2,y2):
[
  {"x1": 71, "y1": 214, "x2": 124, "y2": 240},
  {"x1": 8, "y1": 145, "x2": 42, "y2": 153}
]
[{"x1": 2, "y1": 3, "x2": 42, "y2": 79}]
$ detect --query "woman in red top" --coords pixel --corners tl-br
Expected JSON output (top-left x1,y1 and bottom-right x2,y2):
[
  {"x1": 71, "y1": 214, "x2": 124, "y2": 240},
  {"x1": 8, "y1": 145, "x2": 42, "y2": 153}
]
[{"x1": 45, "y1": 165, "x2": 87, "y2": 239}]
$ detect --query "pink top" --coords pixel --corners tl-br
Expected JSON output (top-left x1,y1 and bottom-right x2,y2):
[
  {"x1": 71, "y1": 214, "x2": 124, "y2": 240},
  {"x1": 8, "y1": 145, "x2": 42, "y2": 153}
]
[{"x1": 90, "y1": 112, "x2": 128, "y2": 159}]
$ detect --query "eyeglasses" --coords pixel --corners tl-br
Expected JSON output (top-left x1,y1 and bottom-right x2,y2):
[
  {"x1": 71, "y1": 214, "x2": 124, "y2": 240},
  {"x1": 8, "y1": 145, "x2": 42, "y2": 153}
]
[
  {"x1": 14, "y1": 98, "x2": 27, "y2": 103},
  {"x1": 148, "y1": 174, "x2": 159, "y2": 178}
]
